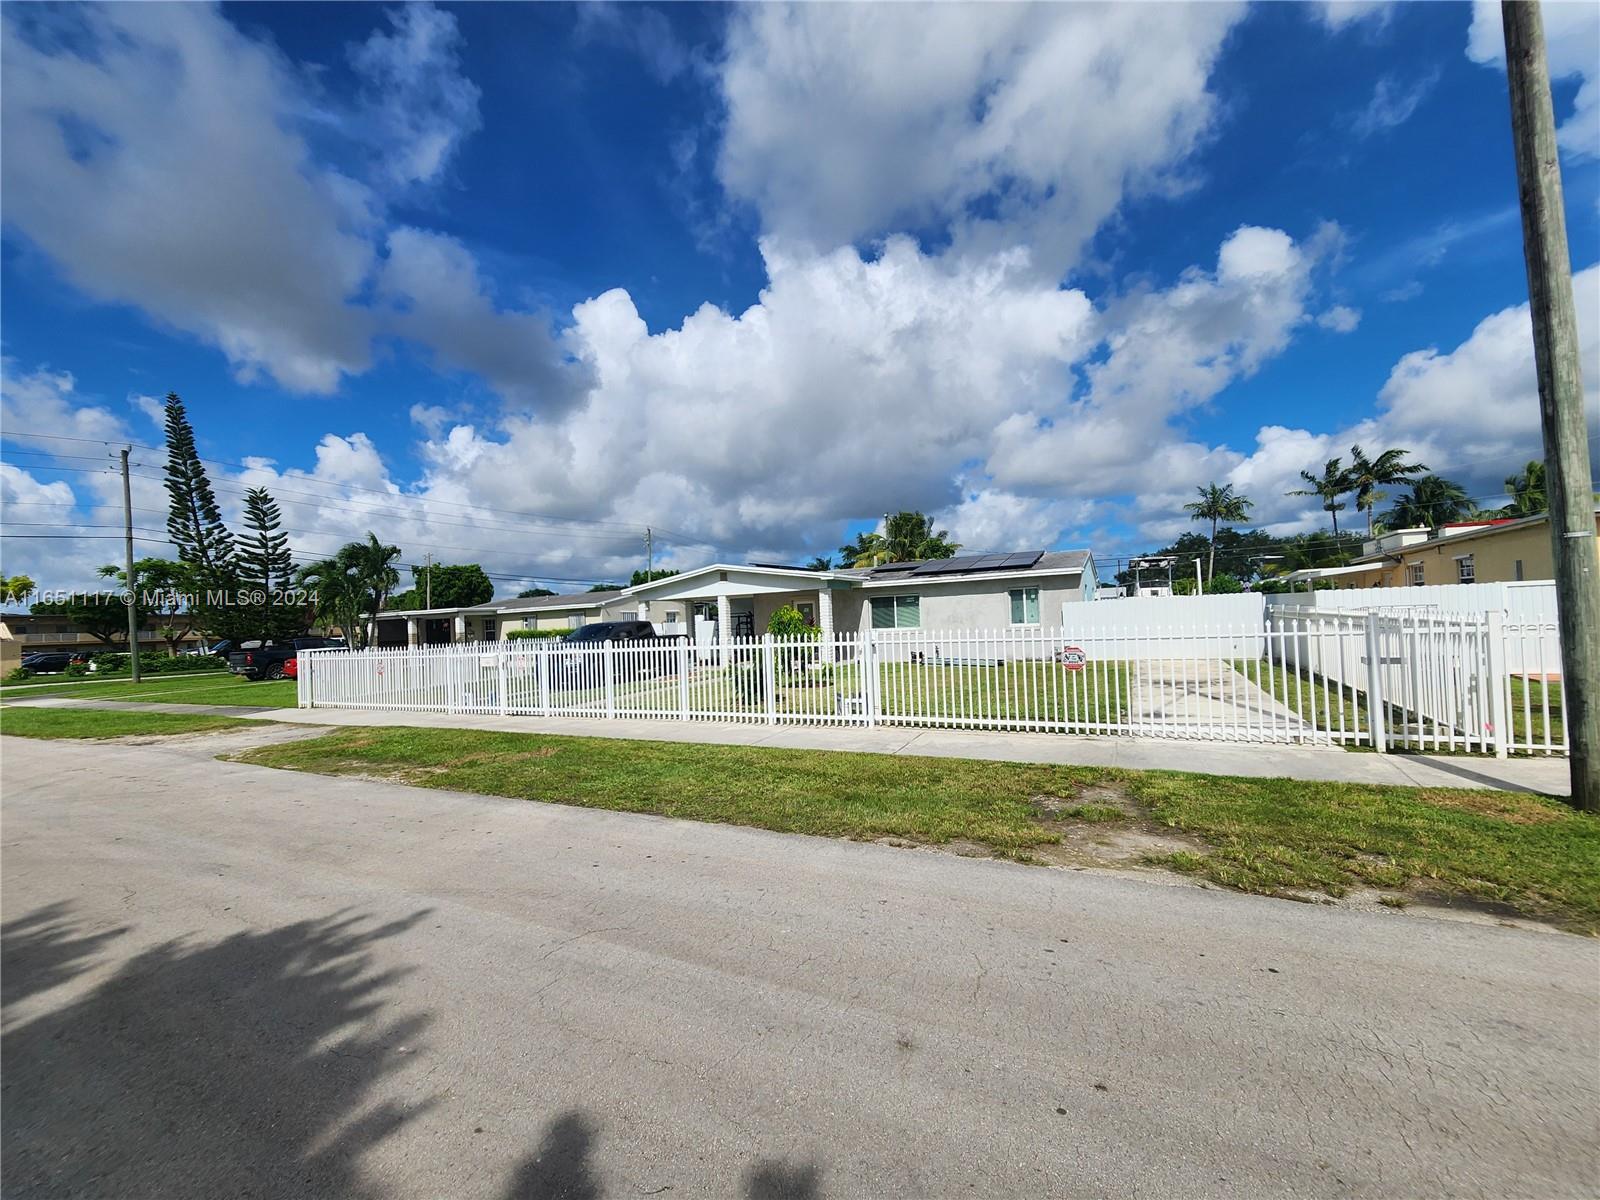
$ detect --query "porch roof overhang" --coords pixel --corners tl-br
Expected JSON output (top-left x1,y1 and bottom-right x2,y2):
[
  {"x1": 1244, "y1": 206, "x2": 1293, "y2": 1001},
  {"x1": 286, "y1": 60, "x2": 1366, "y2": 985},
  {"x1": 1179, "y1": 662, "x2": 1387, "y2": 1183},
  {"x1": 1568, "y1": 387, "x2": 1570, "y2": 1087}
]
[
  {"x1": 1282, "y1": 563, "x2": 1382, "y2": 582},
  {"x1": 621, "y1": 563, "x2": 840, "y2": 602}
]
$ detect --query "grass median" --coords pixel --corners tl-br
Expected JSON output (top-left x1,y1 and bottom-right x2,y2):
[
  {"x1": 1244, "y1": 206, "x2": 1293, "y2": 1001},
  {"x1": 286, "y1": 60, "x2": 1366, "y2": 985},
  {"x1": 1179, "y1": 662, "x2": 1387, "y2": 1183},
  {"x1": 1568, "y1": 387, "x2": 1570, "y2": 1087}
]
[
  {"x1": 0, "y1": 673, "x2": 297, "y2": 708},
  {"x1": 1, "y1": 707, "x2": 257, "y2": 739},
  {"x1": 230, "y1": 725, "x2": 1600, "y2": 933}
]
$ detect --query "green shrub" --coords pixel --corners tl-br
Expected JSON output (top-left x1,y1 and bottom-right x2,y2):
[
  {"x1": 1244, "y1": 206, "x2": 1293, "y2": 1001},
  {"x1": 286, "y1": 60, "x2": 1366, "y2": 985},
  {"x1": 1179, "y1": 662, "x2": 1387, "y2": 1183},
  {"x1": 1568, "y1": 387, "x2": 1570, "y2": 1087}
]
[
  {"x1": 5, "y1": 667, "x2": 32, "y2": 682},
  {"x1": 767, "y1": 604, "x2": 819, "y2": 640},
  {"x1": 93, "y1": 652, "x2": 130, "y2": 673},
  {"x1": 65, "y1": 662, "x2": 90, "y2": 677},
  {"x1": 506, "y1": 627, "x2": 565, "y2": 640}
]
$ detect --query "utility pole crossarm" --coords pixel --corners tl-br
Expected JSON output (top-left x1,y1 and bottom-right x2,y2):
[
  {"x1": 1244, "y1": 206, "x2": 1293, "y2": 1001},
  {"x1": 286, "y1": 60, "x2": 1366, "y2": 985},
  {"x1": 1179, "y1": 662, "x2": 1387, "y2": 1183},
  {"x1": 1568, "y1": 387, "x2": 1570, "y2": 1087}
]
[{"x1": 1502, "y1": 0, "x2": 1599, "y2": 812}]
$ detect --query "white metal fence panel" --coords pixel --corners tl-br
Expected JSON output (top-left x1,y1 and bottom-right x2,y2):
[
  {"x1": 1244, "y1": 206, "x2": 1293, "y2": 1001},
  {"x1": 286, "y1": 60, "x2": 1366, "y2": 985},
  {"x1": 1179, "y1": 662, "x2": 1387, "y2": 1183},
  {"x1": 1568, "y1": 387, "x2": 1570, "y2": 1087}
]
[{"x1": 297, "y1": 615, "x2": 1566, "y2": 757}]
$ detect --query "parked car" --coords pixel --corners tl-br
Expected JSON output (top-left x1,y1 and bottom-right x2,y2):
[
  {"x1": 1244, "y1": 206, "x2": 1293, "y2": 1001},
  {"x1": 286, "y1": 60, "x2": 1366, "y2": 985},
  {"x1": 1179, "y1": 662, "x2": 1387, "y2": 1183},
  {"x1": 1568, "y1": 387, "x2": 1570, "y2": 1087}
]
[
  {"x1": 19, "y1": 651, "x2": 74, "y2": 674},
  {"x1": 553, "y1": 622, "x2": 687, "y2": 689},
  {"x1": 227, "y1": 636, "x2": 336, "y2": 681},
  {"x1": 283, "y1": 656, "x2": 298, "y2": 681}
]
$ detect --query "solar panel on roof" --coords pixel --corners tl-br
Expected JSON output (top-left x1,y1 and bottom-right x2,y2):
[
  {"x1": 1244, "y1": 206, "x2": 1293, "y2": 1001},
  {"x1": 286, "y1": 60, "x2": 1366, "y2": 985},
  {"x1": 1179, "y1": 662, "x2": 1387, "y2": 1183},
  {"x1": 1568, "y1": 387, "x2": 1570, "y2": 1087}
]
[
  {"x1": 911, "y1": 555, "x2": 981, "y2": 575},
  {"x1": 1002, "y1": 551, "x2": 1044, "y2": 569}
]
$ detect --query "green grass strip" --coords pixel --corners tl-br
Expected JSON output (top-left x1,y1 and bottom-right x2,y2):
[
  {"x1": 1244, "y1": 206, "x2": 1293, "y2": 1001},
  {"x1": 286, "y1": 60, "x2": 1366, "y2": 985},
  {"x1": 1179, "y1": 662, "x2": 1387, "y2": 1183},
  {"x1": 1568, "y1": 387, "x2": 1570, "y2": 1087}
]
[
  {"x1": 231, "y1": 725, "x2": 1600, "y2": 932},
  {"x1": 1, "y1": 708, "x2": 256, "y2": 739}
]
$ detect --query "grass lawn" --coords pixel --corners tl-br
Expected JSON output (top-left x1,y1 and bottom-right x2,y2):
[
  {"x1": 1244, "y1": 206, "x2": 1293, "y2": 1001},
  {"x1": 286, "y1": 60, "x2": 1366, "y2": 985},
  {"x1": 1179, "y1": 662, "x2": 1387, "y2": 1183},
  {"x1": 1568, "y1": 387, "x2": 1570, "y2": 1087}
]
[
  {"x1": 1, "y1": 707, "x2": 256, "y2": 739},
  {"x1": 231, "y1": 726, "x2": 1600, "y2": 932},
  {"x1": 0, "y1": 673, "x2": 297, "y2": 708},
  {"x1": 1508, "y1": 676, "x2": 1564, "y2": 750}
]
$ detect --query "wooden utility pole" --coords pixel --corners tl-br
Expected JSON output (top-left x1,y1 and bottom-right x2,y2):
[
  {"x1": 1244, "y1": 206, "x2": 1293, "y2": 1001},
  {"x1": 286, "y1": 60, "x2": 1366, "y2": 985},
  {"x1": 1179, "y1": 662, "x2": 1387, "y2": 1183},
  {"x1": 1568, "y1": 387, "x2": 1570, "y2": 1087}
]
[
  {"x1": 424, "y1": 552, "x2": 433, "y2": 609},
  {"x1": 120, "y1": 448, "x2": 142, "y2": 683},
  {"x1": 1502, "y1": 0, "x2": 1599, "y2": 811}
]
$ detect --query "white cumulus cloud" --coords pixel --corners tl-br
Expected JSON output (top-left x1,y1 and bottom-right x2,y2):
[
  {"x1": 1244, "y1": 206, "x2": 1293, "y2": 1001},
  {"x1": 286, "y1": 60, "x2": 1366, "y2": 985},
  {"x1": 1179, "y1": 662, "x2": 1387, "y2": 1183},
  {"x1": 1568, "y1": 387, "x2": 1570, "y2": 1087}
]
[{"x1": 716, "y1": 2, "x2": 1244, "y2": 273}]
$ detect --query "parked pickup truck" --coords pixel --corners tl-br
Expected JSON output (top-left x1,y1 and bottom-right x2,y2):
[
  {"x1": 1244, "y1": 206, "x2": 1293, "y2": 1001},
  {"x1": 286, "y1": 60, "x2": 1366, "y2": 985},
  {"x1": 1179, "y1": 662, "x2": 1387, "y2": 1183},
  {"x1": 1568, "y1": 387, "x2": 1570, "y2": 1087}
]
[{"x1": 227, "y1": 636, "x2": 339, "y2": 681}]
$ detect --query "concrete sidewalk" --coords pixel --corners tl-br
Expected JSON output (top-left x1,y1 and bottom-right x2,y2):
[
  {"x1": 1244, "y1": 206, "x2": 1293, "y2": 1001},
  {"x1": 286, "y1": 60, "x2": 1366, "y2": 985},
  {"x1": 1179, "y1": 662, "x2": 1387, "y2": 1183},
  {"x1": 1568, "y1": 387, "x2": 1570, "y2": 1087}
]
[{"x1": 5, "y1": 693, "x2": 1572, "y2": 795}]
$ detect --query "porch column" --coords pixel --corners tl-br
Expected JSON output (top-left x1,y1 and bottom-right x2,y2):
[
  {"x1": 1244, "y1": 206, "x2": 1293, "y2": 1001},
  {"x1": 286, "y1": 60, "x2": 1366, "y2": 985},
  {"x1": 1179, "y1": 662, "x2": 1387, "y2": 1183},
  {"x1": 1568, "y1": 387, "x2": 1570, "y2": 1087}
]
[
  {"x1": 453, "y1": 615, "x2": 467, "y2": 643},
  {"x1": 716, "y1": 594, "x2": 733, "y2": 663},
  {"x1": 406, "y1": 618, "x2": 418, "y2": 648},
  {"x1": 817, "y1": 588, "x2": 835, "y2": 663}
]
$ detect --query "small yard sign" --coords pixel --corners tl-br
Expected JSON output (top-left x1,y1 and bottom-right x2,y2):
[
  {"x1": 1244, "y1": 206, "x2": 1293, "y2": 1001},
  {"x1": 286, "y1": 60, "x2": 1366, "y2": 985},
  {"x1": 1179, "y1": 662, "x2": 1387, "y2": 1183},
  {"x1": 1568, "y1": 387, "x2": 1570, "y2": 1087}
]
[{"x1": 1061, "y1": 646, "x2": 1086, "y2": 671}]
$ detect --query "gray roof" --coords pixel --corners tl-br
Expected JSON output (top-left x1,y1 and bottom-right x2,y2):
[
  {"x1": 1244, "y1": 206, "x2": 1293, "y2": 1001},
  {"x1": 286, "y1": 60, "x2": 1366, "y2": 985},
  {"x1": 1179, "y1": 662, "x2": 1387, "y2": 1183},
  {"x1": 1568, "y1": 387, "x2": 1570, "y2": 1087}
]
[
  {"x1": 835, "y1": 549, "x2": 1090, "y2": 581},
  {"x1": 382, "y1": 588, "x2": 621, "y2": 618},
  {"x1": 478, "y1": 589, "x2": 621, "y2": 612}
]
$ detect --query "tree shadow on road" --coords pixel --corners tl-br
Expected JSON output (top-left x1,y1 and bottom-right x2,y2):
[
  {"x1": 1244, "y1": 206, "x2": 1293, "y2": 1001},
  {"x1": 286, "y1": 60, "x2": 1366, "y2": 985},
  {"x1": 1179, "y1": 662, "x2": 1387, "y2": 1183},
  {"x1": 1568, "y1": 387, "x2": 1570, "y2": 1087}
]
[
  {"x1": 2, "y1": 904, "x2": 433, "y2": 1200},
  {"x1": 497, "y1": 1109, "x2": 824, "y2": 1200},
  {"x1": 1, "y1": 900, "x2": 128, "y2": 1010}
]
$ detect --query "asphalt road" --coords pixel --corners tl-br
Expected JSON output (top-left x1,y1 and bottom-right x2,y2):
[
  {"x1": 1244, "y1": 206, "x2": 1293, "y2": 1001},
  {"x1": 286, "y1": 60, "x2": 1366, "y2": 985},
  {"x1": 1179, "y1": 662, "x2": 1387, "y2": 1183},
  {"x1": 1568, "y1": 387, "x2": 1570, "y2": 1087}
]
[{"x1": 2, "y1": 729, "x2": 1596, "y2": 1199}]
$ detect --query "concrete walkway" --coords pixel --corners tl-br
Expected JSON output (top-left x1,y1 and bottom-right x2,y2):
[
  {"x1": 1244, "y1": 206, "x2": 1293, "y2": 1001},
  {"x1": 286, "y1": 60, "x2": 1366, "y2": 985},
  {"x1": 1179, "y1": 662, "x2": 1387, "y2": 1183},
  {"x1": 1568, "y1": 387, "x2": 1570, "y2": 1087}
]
[{"x1": 5, "y1": 693, "x2": 1572, "y2": 794}]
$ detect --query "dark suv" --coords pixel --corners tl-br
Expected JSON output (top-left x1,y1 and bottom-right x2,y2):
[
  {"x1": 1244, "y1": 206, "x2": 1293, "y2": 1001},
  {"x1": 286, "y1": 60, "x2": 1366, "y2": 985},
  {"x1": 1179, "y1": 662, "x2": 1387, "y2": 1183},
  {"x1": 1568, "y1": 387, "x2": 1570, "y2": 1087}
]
[
  {"x1": 561, "y1": 621, "x2": 668, "y2": 645},
  {"x1": 554, "y1": 622, "x2": 686, "y2": 689}
]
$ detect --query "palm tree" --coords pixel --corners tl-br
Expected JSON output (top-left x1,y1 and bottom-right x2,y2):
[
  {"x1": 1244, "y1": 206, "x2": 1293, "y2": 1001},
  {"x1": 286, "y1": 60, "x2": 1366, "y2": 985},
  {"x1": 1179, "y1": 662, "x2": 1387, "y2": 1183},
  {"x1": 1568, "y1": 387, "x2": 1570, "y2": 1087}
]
[
  {"x1": 1381, "y1": 475, "x2": 1473, "y2": 530},
  {"x1": 1503, "y1": 460, "x2": 1547, "y2": 516},
  {"x1": 1287, "y1": 458, "x2": 1350, "y2": 535},
  {"x1": 883, "y1": 511, "x2": 961, "y2": 561},
  {"x1": 337, "y1": 533, "x2": 402, "y2": 646},
  {"x1": 1347, "y1": 445, "x2": 1427, "y2": 536},
  {"x1": 804, "y1": 555, "x2": 833, "y2": 571},
  {"x1": 1182, "y1": 483, "x2": 1254, "y2": 584},
  {"x1": 838, "y1": 531, "x2": 889, "y2": 568},
  {"x1": 297, "y1": 557, "x2": 363, "y2": 646}
]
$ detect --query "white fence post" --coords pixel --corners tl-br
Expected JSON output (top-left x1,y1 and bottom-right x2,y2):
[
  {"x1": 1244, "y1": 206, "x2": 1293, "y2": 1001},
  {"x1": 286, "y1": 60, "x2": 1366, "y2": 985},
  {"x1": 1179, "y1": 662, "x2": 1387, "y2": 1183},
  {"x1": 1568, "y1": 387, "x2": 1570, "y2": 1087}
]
[
  {"x1": 298, "y1": 651, "x2": 311, "y2": 708},
  {"x1": 677, "y1": 639, "x2": 691, "y2": 720},
  {"x1": 603, "y1": 641, "x2": 616, "y2": 719},
  {"x1": 762, "y1": 634, "x2": 777, "y2": 725},
  {"x1": 497, "y1": 643, "x2": 508, "y2": 717},
  {"x1": 862, "y1": 630, "x2": 879, "y2": 727},
  {"x1": 1363, "y1": 611, "x2": 1387, "y2": 753},
  {"x1": 537, "y1": 647, "x2": 551, "y2": 716},
  {"x1": 1486, "y1": 609, "x2": 1510, "y2": 759}
]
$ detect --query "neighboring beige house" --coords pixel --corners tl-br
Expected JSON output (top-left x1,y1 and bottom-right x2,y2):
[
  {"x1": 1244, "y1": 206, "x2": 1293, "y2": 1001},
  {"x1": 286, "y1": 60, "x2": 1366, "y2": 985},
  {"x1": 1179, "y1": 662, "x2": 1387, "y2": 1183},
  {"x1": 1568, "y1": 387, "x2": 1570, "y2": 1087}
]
[
  {"x1": 374, "y1": 550, "x2": 1100, "y2": 645},
  {"x1": 0, "y1": 611, "x2": 207, "y2": 672},
  {"x1": 1285, "y1": 508, "x2": 1600, "y2": 590}
]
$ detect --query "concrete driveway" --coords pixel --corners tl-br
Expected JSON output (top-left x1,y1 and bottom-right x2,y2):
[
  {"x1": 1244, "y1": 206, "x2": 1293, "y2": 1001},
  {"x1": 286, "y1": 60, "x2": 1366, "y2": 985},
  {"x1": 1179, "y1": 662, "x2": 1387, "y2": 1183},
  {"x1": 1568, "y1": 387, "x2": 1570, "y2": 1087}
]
[{"x1": 3, "y1": 729, "x2": 1596, "y2": 1199}]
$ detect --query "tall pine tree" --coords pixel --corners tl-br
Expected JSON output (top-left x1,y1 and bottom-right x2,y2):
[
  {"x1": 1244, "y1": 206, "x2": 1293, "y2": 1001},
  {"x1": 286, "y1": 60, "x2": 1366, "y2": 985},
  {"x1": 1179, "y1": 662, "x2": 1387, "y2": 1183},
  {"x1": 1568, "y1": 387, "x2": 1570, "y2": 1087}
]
[
  {"x1": 163, "y1": 393, "x2": 235, "y2": 571},
  {"x1": 163, "y1": 393, "x2": 256, "y2": 639},
  {"x1": 238, "y1": 487, "x2": 307, "y2": 638}
]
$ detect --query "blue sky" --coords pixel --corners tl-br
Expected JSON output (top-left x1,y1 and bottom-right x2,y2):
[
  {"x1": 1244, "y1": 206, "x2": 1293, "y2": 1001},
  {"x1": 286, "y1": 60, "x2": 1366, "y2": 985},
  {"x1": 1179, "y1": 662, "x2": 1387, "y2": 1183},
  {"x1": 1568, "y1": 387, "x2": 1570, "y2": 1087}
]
[{"x1": 2, "y1": 0, "x2": 1597, "y2": 594}]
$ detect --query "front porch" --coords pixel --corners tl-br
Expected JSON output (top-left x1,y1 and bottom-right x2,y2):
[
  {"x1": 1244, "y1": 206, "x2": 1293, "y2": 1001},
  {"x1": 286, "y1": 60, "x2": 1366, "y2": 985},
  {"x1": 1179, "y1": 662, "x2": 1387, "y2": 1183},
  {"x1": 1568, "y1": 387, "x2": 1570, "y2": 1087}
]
[{"x1": 627, "y1": 566, "x2": 848, "y2": 645}]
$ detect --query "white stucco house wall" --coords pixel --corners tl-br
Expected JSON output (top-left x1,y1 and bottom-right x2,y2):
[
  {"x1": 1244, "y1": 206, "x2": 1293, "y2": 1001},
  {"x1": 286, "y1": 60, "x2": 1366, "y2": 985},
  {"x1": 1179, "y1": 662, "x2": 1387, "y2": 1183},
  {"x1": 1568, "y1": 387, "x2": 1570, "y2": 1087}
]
[{"x1": 376, "y1": 550, "x2": 1099, "y2": 645}]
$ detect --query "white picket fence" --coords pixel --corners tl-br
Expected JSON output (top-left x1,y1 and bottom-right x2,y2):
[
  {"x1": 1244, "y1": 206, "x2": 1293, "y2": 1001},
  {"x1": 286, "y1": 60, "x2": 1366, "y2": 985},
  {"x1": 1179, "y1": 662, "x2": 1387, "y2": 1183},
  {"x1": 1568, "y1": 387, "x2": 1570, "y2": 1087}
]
[{"x1": 297, "y1": 614, "x2": 1568, "y2": 756}]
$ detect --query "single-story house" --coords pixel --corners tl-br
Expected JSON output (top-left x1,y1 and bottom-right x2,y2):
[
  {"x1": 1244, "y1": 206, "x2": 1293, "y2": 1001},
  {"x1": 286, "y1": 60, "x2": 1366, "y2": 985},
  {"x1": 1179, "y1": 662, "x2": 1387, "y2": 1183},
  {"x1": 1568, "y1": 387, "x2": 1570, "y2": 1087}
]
[
  {"x1": 374, "y1": 549, "x2": 1099, "y2": 645},
  {"x1": 1283, "y1": 507, "x2": 1600, "y2": 590},
  {"x1": 373, "y1": 589, "x2": 623, "y2": 646}
]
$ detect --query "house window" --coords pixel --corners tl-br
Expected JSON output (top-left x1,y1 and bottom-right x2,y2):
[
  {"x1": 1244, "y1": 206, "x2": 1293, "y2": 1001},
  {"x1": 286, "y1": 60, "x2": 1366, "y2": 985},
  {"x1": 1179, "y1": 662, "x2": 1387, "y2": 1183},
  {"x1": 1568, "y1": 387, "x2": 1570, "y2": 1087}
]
[
  {"x1": 1456, "y1": 555, "x2": 1475, "y2": 584},
  {"x1": 1405, "y1": 563, "x2": 1425, "y2": 586},
  {"x1": 1009, "y1": 587, "x2": 1040, "y2": 625},
  {"x1": 523, "y1": 617, "x2": 537, "y2": 629},
  {"x1": 482, "y1": 619, "x2": 497, "y2": 641},
  {"x1": 619, "y1": 610, "x2": 638, "y2": 622},
  {"x1": 870, "y1": 595, "x2": 920, "y2": 629},
  {"x1": 1513, "y1": 559, "x2": 1524, "y2": 582},
  {"x1": 796, "y1": 601, "x2": 816, "y2": 626},
  {"x1": 568, "y1": 614, "x2": 585, "y2": 629}
]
